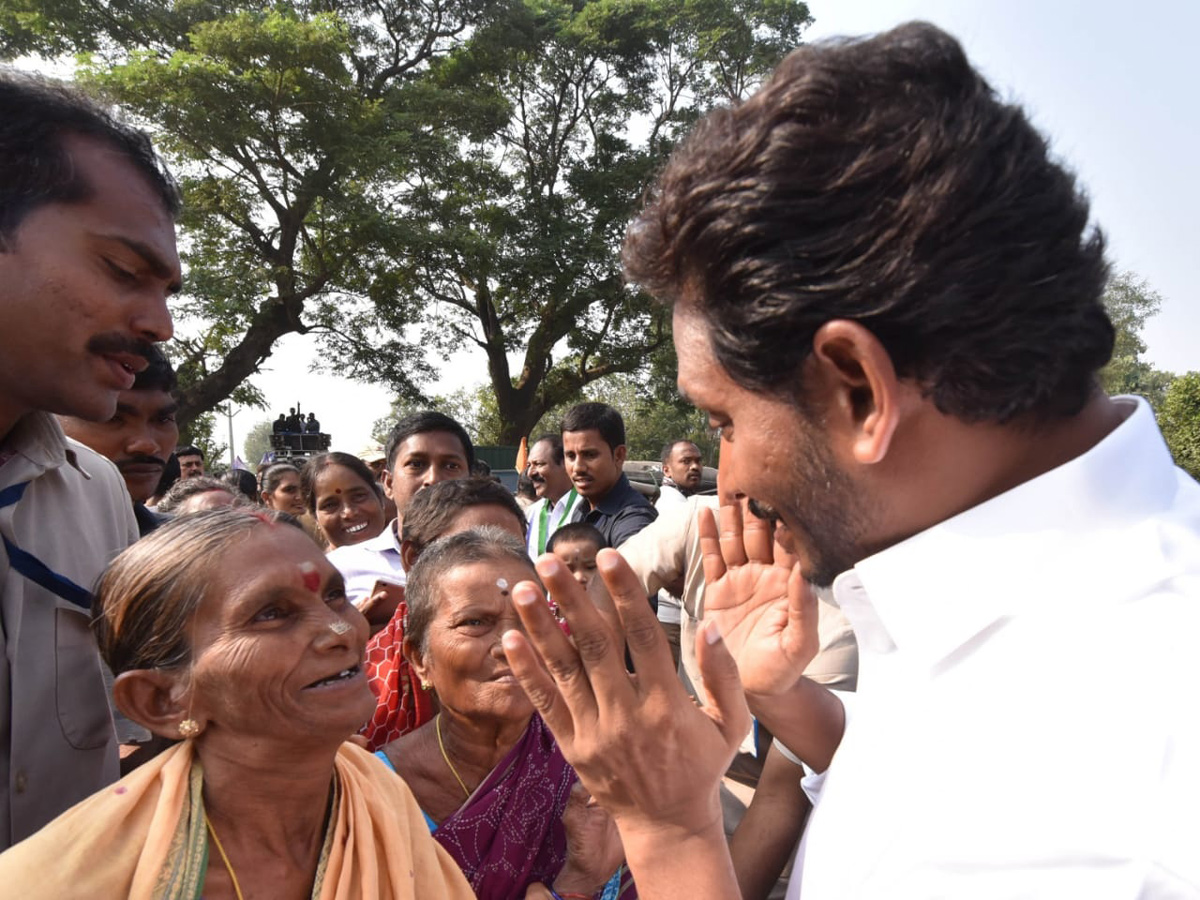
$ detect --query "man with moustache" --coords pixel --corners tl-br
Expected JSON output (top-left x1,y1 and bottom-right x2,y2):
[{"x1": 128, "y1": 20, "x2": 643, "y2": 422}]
[
  {"x1": 657, "y1": 439, "x2": 704, "y2": 506},
  {"x1": 58, "y1": 345, "x2": 178, "y2": 536},
  {"x1": 499, "y1": 23, "x2": 1200, "y2": 898},
  {"x1": 0, "y1": 72, "x2": 180, "y2": 847},
  {"x1": 524, "y1": 433, "x2": 584, "y2": 557},
  {"x1": 562, "y1": 402, "x2": 656, "y2": 549}
]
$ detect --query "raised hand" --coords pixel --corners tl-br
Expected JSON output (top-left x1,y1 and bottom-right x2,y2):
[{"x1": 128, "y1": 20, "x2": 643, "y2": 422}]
[
  {"x1": 698, "y1": 501, "x2": 819, "y2": 697},
  {"x1": 502, "y1": 550, "x2": 747, "y2": 898}
]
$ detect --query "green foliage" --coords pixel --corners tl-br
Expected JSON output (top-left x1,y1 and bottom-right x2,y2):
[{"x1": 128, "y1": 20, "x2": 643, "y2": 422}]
[
  {"x1": 1098, "y1": 271, "x2": 1174, "y2": 409},
  {"x1": 5, "y1": 0, "x2": 503, "y2": 432},
  {"x1": 364, "y1": 0, "x2": 812, "y2": 443},
  {"x1": 177, "y1": 410, "x2": 225, "y2": 467},
  {"x1": 242, "y1": 418, "x2": 275, "y2": 466},
  {"x1": 4, "y1": 0, "x2": 808, "y2": 442},
  {"x1": 1159, "y1": 373, "x2": 1200, "y2": 480}
]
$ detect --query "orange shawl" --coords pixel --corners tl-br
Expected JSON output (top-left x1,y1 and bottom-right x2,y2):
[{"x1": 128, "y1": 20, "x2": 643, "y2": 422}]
[{"x1": 0, "y1": 740, "x2": 473, "y2": 899}]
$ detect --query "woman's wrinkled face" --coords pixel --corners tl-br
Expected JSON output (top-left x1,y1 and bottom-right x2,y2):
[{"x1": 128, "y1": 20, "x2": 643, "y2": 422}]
[
  {"x1": 415, "y1": 558, "x2": 534, "y2": 723},
  {"x1": 187, "y1": 524, "x2": 374, "y2": 744},
  {"x1": 264, "y1": 470, "x2": 305, "y2": 516},
  {"x1": 313, "y1": 464, "x2": 386, "y2": 548}
]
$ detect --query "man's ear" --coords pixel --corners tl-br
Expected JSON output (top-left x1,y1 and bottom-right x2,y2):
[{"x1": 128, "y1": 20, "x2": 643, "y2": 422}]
[
  {"x1": 809, "y1": 320, "x2": 903, "y2": 466},
  {"x1": 382, "y1": 467, "x2": 396, "y2": 501},
  {"x1": 113, "y1": 669, "x2": 199, "y2": 740},
  {"x1": 400, "y1": 539, "x2": 418, "y2": 572},
  {"x1": 613, "y1": 444, "x2": 628, "y2": 467}
]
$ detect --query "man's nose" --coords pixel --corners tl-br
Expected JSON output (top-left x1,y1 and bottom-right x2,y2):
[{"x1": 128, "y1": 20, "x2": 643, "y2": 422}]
[
  {"x1": 127, "y1": 430, "x2": 159, "y2": 456},
  {"x1": 131, "y1": 294, "x2": 174, "y2": 343}
]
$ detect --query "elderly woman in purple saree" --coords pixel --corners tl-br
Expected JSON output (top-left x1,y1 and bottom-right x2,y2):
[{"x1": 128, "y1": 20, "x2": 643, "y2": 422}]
[{"x1": 377, "y1": 528, "x2": 633, "y2": 899}]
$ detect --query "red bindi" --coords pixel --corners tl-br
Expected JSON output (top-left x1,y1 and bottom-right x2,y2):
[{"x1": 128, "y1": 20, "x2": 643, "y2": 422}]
[{"x1": 298, "y1": 561, "x2": 321, "y2": 592}]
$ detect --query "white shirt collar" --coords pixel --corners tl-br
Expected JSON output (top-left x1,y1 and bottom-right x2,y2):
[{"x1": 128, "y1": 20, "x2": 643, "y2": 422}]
[
  {"x1": 360, "y1": 519, "x2": 402, "y2": 555},
  {"x1": 834, "y1": 397, "x2": 1178, "y2": 666}
]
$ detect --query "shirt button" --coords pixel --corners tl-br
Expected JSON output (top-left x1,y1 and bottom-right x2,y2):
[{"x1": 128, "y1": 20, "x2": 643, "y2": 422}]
[{"x1": 14, "y1": 772, "x2": 27, "y2": 793}]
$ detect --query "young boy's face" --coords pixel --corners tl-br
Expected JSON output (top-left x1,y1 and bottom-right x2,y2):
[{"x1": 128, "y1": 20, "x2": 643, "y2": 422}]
[{"x1": 552, "y1": 538, "x2": 600, "y2": 589}]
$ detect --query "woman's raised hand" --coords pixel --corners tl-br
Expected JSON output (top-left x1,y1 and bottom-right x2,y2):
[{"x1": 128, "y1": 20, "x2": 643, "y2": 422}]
[
  {"x1": 697, "y1": 501, "x2": 820, "y2": 698},
  {"x1": 502, "y1": 550, "x2": 749, "y2": 852}
]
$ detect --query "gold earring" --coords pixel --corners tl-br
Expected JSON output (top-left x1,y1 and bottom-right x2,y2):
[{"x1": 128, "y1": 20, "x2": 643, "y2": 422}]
[
  {"x1": 420, "y1": 680, "x2": 431, "y2": 690},
  {"x1": 178, "y1": 718, "x2": 201, "y2": 738}
]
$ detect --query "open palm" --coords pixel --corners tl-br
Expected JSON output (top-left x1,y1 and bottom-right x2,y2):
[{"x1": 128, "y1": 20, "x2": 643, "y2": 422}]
[{"x1": 698, "y1": 503, "x2": 818, "y2": 697}]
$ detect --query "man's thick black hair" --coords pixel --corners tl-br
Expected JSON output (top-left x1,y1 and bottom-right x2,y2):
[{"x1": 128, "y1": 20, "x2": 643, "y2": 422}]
[
  {"x1": 176, "y1": 444, "x2": 204, "y2": 460},
  {"x1": 531, "y1": 433, "x2": 564, "y2": 465},
  {"x1": 560, "y1": 402, "x2": 626, "y2": 452},
  {"x1": 384, "y1": 410, "x2": 475, "y2": 472},
  {"x1": 624, "y1": 22, "x2": 1113, "y2": 425},
  {"x1": 0, "y1": 70, "x2": 181, "y2": 247}
]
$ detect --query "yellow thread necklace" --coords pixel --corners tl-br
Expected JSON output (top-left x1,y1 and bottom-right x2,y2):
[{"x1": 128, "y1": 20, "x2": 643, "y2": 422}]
[
  {"x1": 435, "y1": 714, "x2": 471, "y2": 799},
  {"x1": 204, "y1": 810, "x2": 246, "y2": 900}
]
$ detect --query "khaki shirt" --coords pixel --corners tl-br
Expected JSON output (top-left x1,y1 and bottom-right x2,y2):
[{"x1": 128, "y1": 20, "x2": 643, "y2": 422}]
[
  {"x1": 619, "y1": 496, "x2": 859, "y2": 698},
  {"x1": 0, "y1": 413, "x2": 137, "y2": 847}
]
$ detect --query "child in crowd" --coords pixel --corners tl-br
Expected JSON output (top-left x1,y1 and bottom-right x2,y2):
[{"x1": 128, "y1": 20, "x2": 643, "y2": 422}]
[{"x1": 546, "y1": 522, "x2": 605, "y2": 591}]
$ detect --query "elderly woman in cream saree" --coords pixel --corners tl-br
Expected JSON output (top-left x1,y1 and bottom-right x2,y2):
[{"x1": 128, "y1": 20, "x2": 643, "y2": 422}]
[{"x1": 0, "y1": 510, "x2": 487, "y2": 898}]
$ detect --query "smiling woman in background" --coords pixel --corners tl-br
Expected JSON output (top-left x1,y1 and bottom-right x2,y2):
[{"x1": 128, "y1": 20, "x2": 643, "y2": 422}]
[
  {"x1": 259, "y1": 462, "x2": 306, "y2": 516},
  {"x1": 302, "y1": 452, "x2": 387, "y2": 549},
  {"x1": 0, "y1": 507, "x2": 478, "y2": 898}
]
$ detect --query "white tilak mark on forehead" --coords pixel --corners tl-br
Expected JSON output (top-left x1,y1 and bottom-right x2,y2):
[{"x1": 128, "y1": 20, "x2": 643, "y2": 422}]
[{"x1": 496, "y1": 577, "x2": 509, "y2": 594}]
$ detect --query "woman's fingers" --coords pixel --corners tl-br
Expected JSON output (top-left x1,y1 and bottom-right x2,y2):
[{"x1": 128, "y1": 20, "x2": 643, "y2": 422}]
[
  {"x1": 538, "y1": 554, "x2": 638, "y2": 704},
  {"x1": 504, "y1": 580, "x2": 585, "y2": 744},
  {"x1": 595, "y1": 549, "x2": 679, "y2": 688},
  {"x1": 695, "y1": 620, "x2": 753, "y2": 754}
]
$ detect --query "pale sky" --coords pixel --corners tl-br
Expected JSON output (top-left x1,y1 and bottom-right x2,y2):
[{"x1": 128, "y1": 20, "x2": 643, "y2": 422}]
[{"x1": 181, "y1": 0, "x2": 1200, "y2": 462}]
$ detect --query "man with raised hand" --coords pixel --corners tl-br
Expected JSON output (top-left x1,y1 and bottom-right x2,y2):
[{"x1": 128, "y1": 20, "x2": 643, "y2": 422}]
[
  {"x1": 500, "y1": 22, "x2": 1200, "y2": 899},
  {"x1": 0, "y1": 71, "x2": 180, "y2": 847}
]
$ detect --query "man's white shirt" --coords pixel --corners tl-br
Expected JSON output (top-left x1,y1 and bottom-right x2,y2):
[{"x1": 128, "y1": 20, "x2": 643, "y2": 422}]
[
  {"x1": 327, "y1": 522, "x2": 406, "y2": 606},
  {"x1": 788, "y1": 397, "x2": 1200, "y2": 898},
  {"x1": 525, "y1": 490, "x2": 585, "y2": 557}
]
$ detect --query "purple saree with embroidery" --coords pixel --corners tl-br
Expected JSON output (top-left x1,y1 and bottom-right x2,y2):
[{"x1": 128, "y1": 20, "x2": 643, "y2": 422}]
[{"x1": 432, "y1": 714, "x2": 635, "y2": 900}]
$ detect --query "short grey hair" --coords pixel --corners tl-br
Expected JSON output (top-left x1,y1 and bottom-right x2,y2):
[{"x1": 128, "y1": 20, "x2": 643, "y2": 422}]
[{"x1": 405, "y1": 526, "x2": 537, "y2": 656}]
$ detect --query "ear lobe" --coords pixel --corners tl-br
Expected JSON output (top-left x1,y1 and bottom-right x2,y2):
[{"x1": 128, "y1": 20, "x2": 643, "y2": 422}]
[
  {"x1": 381, "y1": 469, "x2": 396, "y2": 501},
  {"x1": 811, "y1": 321, "x2": 902, "y2": 466},
  {"x1": 402, "y1": 637, "x2": 429, "y2": 688},
  {"x1": 614, "y1": 444, "x2": 628, "y2": 467},
  {"x1": 113, "y1": 669, "x2": 197, "y2": 740}
]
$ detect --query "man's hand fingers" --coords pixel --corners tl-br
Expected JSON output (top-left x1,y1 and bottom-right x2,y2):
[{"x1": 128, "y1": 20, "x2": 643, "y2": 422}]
[
  {"x1": 698, "y1": 506, "x2": 728, "y2": 585},
  {"x1": 596, "y1": 549, "x2": 679, "y2": 689},
  {"x1": 695, "y1": 619, "x2": 753, "y2": 755},
  {"x1": 785, "y1": 564, "x2": 820, "y2": 667},
  {"x1": 742, "y1": 499, "x2": 775, "y2": 564},
  {"x1": 718, "y1": 501, "x2": 749, "y2": 568}
]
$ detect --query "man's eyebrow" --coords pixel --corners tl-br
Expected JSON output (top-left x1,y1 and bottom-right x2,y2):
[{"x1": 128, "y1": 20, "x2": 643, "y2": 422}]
[{"x1": 99, "y1": 233, "x2": 183, "y2": 294}]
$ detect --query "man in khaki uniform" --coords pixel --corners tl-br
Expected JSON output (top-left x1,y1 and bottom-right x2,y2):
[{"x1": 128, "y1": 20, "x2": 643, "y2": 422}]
[{"x1": 0, "y1": 72, "x2": 180, "y2": 846}]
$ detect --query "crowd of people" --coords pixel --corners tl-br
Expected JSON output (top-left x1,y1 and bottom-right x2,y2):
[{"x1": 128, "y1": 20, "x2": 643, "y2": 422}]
[{"x1": 1, "y1": 19, "x2": 1198, "y2": 900}]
